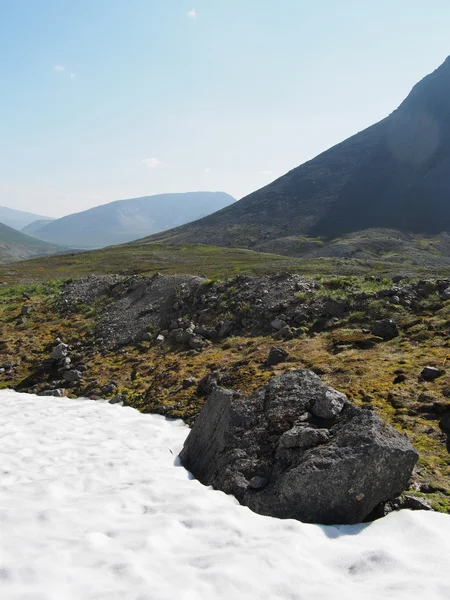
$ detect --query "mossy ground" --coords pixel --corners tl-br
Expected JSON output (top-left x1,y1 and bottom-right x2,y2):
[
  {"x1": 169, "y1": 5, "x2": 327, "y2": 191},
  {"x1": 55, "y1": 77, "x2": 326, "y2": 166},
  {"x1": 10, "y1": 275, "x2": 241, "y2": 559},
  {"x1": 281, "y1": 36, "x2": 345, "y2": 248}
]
[{"x1": 1, "y1": 274, "x2": 450, "y2": 513}]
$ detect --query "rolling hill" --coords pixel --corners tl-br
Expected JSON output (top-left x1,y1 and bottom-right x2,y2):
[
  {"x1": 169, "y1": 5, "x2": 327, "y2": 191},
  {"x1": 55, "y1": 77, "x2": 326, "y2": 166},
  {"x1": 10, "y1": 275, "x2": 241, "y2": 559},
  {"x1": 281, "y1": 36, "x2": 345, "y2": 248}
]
[
  {"x1": 0, "y1": 206, "x2": 54, "y2": 231},
  {"x1": 29, "y1": 192, "x2": 235, "y2": 249},
  {"x1": 146, "y1": 56, "x2": 450, "y2": 255},
  {"x1": 0, "y1": 222, "x2": 62, "y2": 264}
]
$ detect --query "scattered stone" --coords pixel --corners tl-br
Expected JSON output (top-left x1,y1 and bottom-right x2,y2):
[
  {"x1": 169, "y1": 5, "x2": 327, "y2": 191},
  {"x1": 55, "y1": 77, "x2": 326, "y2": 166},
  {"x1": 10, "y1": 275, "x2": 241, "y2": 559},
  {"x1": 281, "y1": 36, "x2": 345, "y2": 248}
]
[
  {"x1": 371, "y1": 319, "x2": 399, "y2": 341},
  {"x1": 266, "y1": 346, "x2": 289, "y2": 366},
  {"x1": 156, "y1": 334, "x2": 165, "y2": 342},
  {"x1": 38, "y1": 389, "x2": 65, "y2": 397},
  {"x1": 20, "y1": 305, "x2": 33, "y2": 316},
  {"x1": 441, "y1": 287, "x2": 450, "y2": 300},
  {"x1": 420, "y1": 366, "x2": 443, "y2": 381},
  {"x1": 180, "y1": 370, "x2": 418, "y2": 525}
]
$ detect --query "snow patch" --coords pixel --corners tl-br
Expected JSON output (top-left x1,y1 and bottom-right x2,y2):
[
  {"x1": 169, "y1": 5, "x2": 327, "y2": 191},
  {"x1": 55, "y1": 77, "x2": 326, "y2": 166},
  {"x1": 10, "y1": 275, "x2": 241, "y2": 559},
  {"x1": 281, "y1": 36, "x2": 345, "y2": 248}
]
[{"x1": 1, "y1": 390, "x2": 450, "y2": 599}]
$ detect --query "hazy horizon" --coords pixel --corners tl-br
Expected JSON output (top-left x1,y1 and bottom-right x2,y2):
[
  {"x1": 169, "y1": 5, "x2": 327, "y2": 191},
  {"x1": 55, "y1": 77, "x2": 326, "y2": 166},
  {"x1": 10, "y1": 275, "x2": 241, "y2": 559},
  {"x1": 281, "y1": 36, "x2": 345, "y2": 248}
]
[{"x1": 2, "y1": 0, "x2": 450, "y2": 218}]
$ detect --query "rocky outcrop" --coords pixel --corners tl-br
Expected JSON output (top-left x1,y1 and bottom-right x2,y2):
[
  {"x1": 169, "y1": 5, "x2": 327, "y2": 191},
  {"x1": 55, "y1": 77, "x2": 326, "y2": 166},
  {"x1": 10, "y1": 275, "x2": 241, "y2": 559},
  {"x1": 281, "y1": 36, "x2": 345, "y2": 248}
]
[{"x1": 180, "y1": 371, "x2": 418, "y2": 525}]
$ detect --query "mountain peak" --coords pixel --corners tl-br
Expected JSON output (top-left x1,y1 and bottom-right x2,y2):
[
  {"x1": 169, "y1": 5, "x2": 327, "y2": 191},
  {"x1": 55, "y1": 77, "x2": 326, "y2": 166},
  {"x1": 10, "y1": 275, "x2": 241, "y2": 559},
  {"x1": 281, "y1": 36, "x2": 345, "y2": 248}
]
[{"x1": 145, "y1": 57, "x2": 450, "y2": 250}]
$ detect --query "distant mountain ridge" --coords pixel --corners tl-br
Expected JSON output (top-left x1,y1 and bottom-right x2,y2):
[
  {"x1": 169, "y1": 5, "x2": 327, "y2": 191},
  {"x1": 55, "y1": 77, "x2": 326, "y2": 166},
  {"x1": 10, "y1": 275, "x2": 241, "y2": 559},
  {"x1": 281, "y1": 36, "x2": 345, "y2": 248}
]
[
  {"x1": 0, "y1": 206, "x2": 54, "y2": 231},
  {"x1": 0, "y1": 222, "x2": 62, "y2": 264},
  {"x1": 145, "y1": 56, "x2": 450, "y2": 253},
  {"x1": 30, "y1": 192, "x2": 235, "y2": 249}
]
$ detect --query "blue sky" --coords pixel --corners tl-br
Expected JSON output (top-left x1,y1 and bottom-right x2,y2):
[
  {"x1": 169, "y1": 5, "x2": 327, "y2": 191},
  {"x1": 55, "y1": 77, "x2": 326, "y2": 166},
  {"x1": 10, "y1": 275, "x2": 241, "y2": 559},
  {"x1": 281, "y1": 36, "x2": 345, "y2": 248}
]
[{"x1": 1, "y1": 0, "x2": 450, "y2": 218}]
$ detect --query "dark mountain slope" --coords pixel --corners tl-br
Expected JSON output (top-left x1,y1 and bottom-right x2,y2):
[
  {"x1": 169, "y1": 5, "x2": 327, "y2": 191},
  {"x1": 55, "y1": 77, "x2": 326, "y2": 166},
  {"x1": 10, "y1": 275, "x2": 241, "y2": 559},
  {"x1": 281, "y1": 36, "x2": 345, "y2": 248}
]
[
  {"x1": 0, "y1": 222, "x2": 62, "y2": 263},
  {"x1": 31, "y1": 192, "x2": 235, "y2": 249},
  {"x1": 146, "y1": 56, "x2": 450, "y2": 249}
]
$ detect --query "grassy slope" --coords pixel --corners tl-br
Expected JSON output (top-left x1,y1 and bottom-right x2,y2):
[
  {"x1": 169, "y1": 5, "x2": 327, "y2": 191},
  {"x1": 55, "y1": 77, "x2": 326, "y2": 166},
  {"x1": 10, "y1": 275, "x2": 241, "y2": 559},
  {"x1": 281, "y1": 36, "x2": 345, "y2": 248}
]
[
  {"x1": 0, "y1": 222, "x2": 62, "y2": 264},
  {"x1": 2, "y1": 240, "x2": 450, "y2": 285}
]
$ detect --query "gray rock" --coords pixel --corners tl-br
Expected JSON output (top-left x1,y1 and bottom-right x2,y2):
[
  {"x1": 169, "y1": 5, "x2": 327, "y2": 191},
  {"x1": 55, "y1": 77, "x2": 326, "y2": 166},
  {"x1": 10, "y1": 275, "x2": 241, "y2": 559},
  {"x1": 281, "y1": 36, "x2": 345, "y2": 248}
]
[
  {"x1": 441, "y1": 287, "x2": 450, "y2": 300},
  {"x1": 20, "y1": 305, "x2": 33, "y2": 316},
  {"x1": 271, "y1": 318, "x2": 288, "y2": 331},
  {"x1": 63, "y1": 369, "x2": 82, "y2": 382},
  {"x1": 217, "y1": 320, "x2": 233, "y2": 338},
  {"x1": 274, "y1": 325, "x2": 293, "y2": 340},
  {"x1": 180, "y1": 371, "x2": 418, "y2": 525},
  {"x1": 311, "y1": 387, "x2": 347, "y2": 419},
  {"x1": 420, "y1": 366, "x2": 443, "y2": 381},
  {"x1": 109, "y1": 395, "x2": 125, "y2": 405},
  {"x1": 101, "y1": 383, "x2": 117, "y2": 395},
  {"x1": 266, "y1": 346, "x2": 289, "y2": 366},
  {"x1": 50, "y1": 343, "x2": 69, "y2": 361},
  {"x1": 189, "y1": 336, "x2": 205, "y2": 350},
  {"x1": 156, "y1": 334, "x2": 165, "y2": 342},
  {"x1": 371, "y1": 319, "x2": 399, "y2": 341}
]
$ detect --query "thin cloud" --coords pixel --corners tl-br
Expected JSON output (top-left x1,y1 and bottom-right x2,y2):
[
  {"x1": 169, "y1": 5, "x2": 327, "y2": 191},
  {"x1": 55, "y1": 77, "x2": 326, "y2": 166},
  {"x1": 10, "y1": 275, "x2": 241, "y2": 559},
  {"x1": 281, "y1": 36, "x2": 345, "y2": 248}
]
[
  {"x1": 187, "y1": 8, "x2": 197, "y2": 18},
  {"x1": 54, "y1": 65, "x2": 65, "y2": 72},
  {"x1": 142, "y1": 158, "x2": 168, "y2": 170}
]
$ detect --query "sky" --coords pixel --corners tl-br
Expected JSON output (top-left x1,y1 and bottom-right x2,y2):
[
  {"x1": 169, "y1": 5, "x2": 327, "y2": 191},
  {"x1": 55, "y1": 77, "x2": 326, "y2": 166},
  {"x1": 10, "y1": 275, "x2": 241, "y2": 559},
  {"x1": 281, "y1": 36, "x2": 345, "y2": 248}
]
[{"x1": 1, "y1": 1, "x2": 450, "y2": 218}]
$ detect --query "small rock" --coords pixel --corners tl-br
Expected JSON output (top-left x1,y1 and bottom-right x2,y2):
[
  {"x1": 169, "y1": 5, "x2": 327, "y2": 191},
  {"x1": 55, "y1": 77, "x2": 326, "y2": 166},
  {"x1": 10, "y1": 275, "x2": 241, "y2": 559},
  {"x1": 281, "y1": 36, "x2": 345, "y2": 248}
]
[
  {"x1": 271, "y1": 318, "x2": 288, "y2": 331},
  {"x1": 20, "y1": 305, "x2": 33, "y2": 316},
  {"x1": 50, "y1": 343, "x2": 69, "y2": 361},
  {"x1": 109, "y1": 395, "x2": 125, "y2": 405},
  {"x1": 311, "y1": 387, "x2": 347, "y2": 419},
  {"x1": 371, "y1": 319, "x2": 399, "y2": 341},
  {"x1": 189, "y1": 336, "x2": 205, "y2": 350},
  {"x1": 63, "y1": 369, "x2": 82, "y2": 382},
  {"x1": 274, "y1": 325, "x2": 293, "y2": 340},
  {"x1": 156, "y1": 334, "x2": 165, "y2": 342},
  {"x1": 441, "y1": 287, "x2": 450, "y2": 300},
  {"x1": 420, "y1": 366, "x2": 443, "y2": 381},
  {"x1": 182, "y1": 377, "x2": 198, "y2": 389},
  {"x1": 101, "y1": 382, "x2": 117, "y2": 395},
  {"x1": 266, "y1": 347, "x2": 289, "y2": 366}
]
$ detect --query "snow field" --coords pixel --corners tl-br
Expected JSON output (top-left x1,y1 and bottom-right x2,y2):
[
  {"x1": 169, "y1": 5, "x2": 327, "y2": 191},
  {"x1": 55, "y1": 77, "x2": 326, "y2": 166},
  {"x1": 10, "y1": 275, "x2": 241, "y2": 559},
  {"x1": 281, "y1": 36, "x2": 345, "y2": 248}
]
[{"x1": 1, "y1": 390, "x2": 450, "y2": 600}]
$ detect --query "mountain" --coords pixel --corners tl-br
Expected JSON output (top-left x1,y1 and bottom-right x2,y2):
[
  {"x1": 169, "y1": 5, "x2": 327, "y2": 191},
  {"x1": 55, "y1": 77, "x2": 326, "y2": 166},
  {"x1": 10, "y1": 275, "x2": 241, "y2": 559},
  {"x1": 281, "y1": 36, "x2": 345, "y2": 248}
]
[
  {"x1": 146, "y1": 56, "x2": 450, "y2": 253},
  {"x1": 0, "y1": 222, "x2": 62, "y2": 264},
  {"x1": 0, "y1": 206, "x2": 54, "y2": 231},
  {"x1": 29, "y1": 192, "x2": 236, "y2": 249},
  {"x1": 22, "y1": 219, "x2": 55, "y2": 236}
]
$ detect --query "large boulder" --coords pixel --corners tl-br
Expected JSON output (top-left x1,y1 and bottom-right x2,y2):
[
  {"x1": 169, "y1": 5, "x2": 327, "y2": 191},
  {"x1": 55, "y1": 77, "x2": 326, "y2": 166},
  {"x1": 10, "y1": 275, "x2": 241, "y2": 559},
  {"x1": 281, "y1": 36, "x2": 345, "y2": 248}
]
[{"x1": 180, "y1": 370, "x2": 418, "y2": 525}]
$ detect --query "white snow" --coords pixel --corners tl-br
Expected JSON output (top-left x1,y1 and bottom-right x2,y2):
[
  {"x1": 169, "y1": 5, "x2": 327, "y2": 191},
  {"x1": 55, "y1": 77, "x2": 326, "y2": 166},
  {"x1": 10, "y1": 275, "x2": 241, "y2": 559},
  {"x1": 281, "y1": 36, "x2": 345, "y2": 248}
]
[{"x1": 1, "y1": 391, "x2": 450, "y2": 600}]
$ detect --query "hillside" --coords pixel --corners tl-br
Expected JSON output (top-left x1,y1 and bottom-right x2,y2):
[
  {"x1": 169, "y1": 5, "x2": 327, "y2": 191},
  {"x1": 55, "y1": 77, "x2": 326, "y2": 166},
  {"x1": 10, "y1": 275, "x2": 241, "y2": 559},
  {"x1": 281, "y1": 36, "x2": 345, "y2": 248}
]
[
  {"x1": 146, "y1": 56, "x2": 450, "y2": 252},
  {"x1": 0, "y1": 222, "x2": 62, "y2": 263},
  {"x1": 29, "y1": 192, "x2": 235, "y2": 249},
  {"x1": 0, "y1": 206, "x2": 54, "y2": 230},
  {"x1": 22, "y1": 219, "x2": 55, "y2": 236}
]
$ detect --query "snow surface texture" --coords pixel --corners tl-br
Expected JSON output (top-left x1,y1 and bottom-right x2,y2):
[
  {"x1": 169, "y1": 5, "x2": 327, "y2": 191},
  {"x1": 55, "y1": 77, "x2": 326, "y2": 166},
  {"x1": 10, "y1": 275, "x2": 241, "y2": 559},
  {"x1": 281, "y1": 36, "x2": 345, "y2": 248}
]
[{"x1": 1, "y1": 391, "x2": 450, "y2": 600}]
